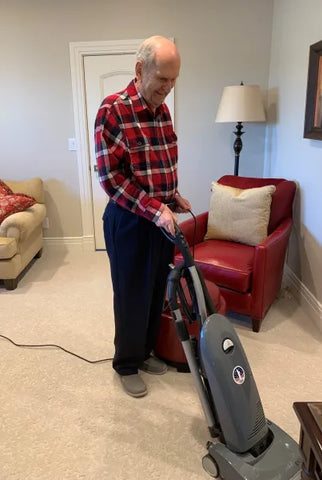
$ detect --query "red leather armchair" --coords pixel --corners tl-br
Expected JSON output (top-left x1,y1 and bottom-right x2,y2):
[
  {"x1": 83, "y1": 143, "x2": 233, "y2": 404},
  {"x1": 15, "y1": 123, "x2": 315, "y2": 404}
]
[{"x1": 175, "y1": 175, "x2": 296, "y2": 332}]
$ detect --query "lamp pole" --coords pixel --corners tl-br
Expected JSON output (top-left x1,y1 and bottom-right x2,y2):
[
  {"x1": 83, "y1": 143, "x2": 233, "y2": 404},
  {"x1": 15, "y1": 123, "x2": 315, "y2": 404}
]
[{"x1": 233, "y1": 122, "x2": 244, "y2": 176}]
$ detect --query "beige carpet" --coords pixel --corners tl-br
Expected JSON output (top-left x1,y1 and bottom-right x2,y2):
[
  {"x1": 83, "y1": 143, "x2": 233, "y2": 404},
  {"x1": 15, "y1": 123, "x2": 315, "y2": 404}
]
[{"x1": 0, "y1": 246, "x2": 321, "y2": 480}]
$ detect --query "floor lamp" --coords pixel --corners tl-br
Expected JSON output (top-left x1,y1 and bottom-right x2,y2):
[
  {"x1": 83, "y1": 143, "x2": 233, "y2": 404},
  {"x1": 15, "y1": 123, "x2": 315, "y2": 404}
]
[{"x1": 215, "y1": 83, "x2": 266, "y2": 175}]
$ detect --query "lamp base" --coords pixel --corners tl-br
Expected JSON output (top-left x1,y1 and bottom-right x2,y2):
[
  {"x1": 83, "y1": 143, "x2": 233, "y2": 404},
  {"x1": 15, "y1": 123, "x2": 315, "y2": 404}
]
[{"x1": 233, "y1": 122, "x2": 244, "y2": 176}]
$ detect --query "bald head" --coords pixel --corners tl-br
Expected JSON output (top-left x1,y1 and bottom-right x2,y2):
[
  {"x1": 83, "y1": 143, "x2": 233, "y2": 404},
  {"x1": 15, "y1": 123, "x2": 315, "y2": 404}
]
[
  {"x1": 135, "y1": 36, "x2": 181, "y2": 111},
  {"x1": 136, "y1": 36, "x2": 181, "y2": 68}
]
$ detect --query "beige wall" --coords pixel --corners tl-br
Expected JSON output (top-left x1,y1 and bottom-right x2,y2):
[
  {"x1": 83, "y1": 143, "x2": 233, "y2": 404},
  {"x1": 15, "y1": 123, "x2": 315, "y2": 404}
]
[
  {"x1": 267, "y1": 0, "x2": 322, "y2": 307},
  {"x1": 0, "y1": 0, "x2": 272, "y2": 238}
]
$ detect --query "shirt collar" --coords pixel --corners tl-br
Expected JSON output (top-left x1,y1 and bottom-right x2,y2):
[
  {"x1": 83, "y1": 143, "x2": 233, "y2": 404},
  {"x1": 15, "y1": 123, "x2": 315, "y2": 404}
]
[{"x1": 127, "y1": 79, "x2": 165, "y2": 117}]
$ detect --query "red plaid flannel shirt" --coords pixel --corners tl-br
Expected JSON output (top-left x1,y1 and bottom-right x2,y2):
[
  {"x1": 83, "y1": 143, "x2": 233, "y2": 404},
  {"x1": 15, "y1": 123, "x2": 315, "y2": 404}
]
[{"x1": 94, "y1": 80, "x2": 178, "y2": 223}]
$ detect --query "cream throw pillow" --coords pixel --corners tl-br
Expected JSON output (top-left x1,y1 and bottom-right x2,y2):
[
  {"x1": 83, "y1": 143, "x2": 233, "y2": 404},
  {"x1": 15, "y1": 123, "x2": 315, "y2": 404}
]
[{"x1": 205, "y1": 182, "x2": 276, "y2": 246}]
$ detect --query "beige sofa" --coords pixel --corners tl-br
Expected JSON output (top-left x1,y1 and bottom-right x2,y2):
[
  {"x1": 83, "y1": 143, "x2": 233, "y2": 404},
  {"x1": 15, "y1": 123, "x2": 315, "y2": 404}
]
[{"x1": 0, "y1": 178, "x2": 46, "y2": 290}]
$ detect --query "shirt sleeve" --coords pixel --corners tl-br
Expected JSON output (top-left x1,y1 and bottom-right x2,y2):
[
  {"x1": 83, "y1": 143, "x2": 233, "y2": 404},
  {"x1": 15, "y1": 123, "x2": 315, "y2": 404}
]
[{"x1": 94, "y1": 103, "x2": 163, "y2": 223}]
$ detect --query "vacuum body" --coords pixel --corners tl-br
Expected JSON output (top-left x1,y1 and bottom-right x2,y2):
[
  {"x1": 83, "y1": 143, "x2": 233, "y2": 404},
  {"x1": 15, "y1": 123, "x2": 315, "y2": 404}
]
[
  {"x1": 200, "y1": 312, "x2": 268, "y2": 453},
  {"x1": 164, "y1": 225, "x2": 301, "y2": 479}
]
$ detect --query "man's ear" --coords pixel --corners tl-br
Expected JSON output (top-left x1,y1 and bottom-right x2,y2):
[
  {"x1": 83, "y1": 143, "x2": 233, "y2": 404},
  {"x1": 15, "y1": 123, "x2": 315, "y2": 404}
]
[{"x1": 135, "y1": 61, "x2": 143, "y2": 80}]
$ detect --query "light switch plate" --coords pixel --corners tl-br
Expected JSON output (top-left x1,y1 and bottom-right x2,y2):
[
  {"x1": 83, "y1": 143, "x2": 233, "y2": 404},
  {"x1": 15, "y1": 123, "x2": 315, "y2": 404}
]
[{"x1": 68, "y1": 138, "x2": 77, "y2": 151}]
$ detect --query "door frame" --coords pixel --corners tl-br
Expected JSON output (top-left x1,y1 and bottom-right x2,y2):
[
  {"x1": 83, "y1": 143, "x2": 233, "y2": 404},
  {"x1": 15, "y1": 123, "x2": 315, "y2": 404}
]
[{"x1": 69, "y1": 39, "x2": 144, "y2": 250}]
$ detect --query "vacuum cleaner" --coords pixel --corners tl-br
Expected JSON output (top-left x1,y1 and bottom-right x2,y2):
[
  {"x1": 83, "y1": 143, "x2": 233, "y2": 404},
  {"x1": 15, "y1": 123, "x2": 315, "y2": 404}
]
[{"x1": 162, "y1": 223, "x2": 301, "y2": 479}]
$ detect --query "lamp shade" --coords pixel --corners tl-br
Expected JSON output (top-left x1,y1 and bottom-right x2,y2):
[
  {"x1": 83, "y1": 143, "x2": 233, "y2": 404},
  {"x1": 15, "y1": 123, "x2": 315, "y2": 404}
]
[{"x1": 215, "y1": 84, "x2": 266, "y2": 123}]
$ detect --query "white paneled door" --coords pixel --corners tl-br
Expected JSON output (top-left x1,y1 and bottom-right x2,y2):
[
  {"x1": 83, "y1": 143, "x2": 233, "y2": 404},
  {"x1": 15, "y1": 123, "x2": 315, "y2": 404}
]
[{"x1": 84, "y1": 54, "x2": 135, "y2": 250}]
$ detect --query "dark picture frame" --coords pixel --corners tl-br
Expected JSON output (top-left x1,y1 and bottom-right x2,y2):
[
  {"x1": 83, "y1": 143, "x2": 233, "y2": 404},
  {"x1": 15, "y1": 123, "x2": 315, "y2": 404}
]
[{"x1": 303, "y1": 40, "x2": 322, "y2": 140}]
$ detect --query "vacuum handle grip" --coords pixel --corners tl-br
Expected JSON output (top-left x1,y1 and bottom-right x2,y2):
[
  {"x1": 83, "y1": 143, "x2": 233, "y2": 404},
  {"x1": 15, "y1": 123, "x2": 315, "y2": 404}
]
[{"x1": 162, "y1": 223, "x2": 194, "y2": 267}]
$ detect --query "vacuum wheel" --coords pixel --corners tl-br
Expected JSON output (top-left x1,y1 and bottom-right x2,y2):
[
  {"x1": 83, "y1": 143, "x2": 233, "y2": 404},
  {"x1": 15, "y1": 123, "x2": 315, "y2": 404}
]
[{"x1": 202, "y1": 453, "x2": 219, "y2": 478}]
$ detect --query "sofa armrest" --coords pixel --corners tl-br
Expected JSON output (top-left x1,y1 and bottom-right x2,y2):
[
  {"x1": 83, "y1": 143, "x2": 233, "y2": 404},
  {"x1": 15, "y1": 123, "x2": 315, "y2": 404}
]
[
  {"x1": 5, "y1": 177, "x2": 45, "y2": 204},
  {"x1": 252, "y1": 218, "x2": 293, "y2": 318},
  {"x1": 0, "y1": 204, "x2": 46, "y2": 241}
]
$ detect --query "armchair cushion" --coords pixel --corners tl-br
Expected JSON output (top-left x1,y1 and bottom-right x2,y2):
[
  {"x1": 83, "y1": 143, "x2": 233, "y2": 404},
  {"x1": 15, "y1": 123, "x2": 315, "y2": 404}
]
[
  {"x1": 205, "y1": 182, "x2": 276, "y2": 246},
  {"x1": 194, "y1": 239, "x2": 255, "y2": 292}
]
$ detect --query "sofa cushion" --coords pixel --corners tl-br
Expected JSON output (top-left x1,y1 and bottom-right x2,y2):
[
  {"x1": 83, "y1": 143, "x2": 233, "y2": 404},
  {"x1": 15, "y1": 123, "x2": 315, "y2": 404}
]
[
  {"x1": 0, "y1": 237, "x2": 17, "y2": 260},
  {"x1": 0, "y1": 194, "x2": 36, "y2": 224},
  {"x1": 176, "y1": 239, "x2": 255, "y2": 293},
  {"x1": 205, "y1": 182, "x2": 276, "y2": 246},
  {"x1": 5, "y1": 178, "x2": 45, "y2": 204}
]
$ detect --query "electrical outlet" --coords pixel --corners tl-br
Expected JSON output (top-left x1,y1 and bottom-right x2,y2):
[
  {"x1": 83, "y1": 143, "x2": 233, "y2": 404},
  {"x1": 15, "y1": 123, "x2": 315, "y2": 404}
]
[{"x1": 42, "y1": 217, "x2": 49, "y2": 229}]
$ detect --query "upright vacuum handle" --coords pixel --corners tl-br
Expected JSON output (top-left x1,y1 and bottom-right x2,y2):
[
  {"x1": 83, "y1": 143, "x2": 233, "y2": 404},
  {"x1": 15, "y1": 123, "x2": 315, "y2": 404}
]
[{"x1": 161, "y1": 223, "x2": 195, "y2": 267}]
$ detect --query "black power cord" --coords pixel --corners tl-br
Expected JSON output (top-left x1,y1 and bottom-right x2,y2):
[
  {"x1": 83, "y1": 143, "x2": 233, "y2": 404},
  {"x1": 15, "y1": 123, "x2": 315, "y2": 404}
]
[
  {"x1": 0, "y1": 334, "x2": 113, "y2": 364},
  {"x1": 0, "y1": 211, "x2": 198, "y2": 365},
  {"x1": 188, "y1": 209, "x2": 197, "y2": 259}
]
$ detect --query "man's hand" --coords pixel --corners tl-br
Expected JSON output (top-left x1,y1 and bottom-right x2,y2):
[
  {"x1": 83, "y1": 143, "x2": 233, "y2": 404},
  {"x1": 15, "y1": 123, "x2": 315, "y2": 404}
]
[
  {"x1": 175, "y1": 193, "x2": 191, "y2": 213},
  {"x1": 156, "y1": 206, "x2": 177, "y2": 236}
]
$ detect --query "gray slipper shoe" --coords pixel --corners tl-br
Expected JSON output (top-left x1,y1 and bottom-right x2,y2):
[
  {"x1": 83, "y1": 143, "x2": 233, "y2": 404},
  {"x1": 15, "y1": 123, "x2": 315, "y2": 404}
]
[
  {"x1": 120, "y1": 374, "x2": 148, "y2": 398},
  {"x1": 139, "y1": 356, "x2": 168, "y2": 375}
]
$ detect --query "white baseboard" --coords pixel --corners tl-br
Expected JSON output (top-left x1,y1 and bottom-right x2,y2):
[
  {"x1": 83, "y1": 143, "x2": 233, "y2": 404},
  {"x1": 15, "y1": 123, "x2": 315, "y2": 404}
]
[
  {"x1": 43, "y1": 235, "x2": 95, "y2": 252},
  {"x1": 284, "y1": 264, "x2": 322, "y2": 332}
]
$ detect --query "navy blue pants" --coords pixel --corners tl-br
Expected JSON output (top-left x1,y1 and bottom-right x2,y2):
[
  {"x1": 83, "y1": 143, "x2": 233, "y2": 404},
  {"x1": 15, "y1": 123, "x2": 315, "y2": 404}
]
[{"x1": 103, "y1": 201, "x2": 174, "y2": 375}]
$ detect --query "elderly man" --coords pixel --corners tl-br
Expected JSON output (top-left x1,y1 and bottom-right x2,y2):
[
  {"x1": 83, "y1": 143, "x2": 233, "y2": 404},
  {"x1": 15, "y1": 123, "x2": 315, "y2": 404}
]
[{"x1": 95, "y1": 36, "x2": 190, "y2": 397}]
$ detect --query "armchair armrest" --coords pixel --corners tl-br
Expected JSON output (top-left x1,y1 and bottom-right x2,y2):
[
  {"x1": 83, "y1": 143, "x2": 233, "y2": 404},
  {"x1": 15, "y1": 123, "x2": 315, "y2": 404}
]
[
  {"x1": 178, "y1": 212, "x2": 208, "y2": 246},
  {"x1": 252, "y1": 218, "x2": 293, "y2": 319}
]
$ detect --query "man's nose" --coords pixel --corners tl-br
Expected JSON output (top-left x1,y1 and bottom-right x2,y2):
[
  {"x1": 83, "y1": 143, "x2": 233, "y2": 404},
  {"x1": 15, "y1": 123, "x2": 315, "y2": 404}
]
[{"x1": 164, "y1": 79, "x2": 175, "y2": 94}]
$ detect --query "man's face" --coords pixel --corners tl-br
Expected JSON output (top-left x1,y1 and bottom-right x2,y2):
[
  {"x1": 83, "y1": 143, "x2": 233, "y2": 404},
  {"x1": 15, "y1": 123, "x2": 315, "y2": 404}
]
[{"x1": 136, "y1": 56, "x2": 180, "y2": 110}]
